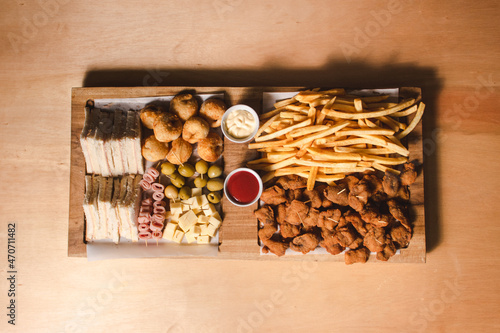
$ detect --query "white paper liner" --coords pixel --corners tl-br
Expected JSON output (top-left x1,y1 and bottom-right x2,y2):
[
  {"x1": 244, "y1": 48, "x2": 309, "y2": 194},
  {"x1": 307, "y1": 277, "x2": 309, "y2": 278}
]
[
  {"x1": 86, "y1": 93, "x2": 224, "y2": 261},
  {"x1": 259, "y1": 89, "x2": 401, "y2": 256}
]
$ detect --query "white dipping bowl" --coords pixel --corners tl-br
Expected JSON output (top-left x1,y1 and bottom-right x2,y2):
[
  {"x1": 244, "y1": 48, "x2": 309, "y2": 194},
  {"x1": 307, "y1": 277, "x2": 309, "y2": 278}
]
[
  {"x1": 221, "y1": 104, "x2": 259, "y2": 143},
  {"x1": 224, "y1": 168, "x2": 263, "y2": 207}
]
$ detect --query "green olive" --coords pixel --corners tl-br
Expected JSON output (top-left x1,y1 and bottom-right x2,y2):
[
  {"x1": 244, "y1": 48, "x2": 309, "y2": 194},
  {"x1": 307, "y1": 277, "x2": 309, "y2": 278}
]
[
  {"x1": 161, "y1": 162, "x2": 176, "y2": 175},
  {"x1": 207, "y1": 192, "x2": 221, "y2": 204},
  {"x1": 207, "y1": 165, "x2": 222, "y2": 178},
  {"x1": 178, "y1": 163, "x2": 195, "y2": 178},
  {"x1": 164, "y1": 185, "x2": 178, "y2": 200},
  {"x1": 170, "y1": 172, "x2": 185, "y2": 188},
  {"x1": 194, "y1": 176, "x2": 208, "y2": 188},
  {"x1": 195, "y1": 160, "x2": 209, "y2": 174},
  {"x1": 207, "y1": 178, "x2": 224, "y2": 192},
  {"x1": 179, "y1": 186, "x2": 192, "y2": 200}
]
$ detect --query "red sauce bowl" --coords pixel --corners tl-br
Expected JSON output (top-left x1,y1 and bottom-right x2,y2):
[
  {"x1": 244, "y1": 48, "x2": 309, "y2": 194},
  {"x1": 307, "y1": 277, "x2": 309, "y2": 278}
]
[{"x1": 224, "y1": 168, "x2": 263, "y2": 207}]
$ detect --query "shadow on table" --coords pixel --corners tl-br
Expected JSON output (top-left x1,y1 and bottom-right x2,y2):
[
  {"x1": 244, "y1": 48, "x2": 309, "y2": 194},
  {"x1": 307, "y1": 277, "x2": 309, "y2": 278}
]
[{"x1": 83, "y1": 60, "x2": 443, "y2": 253}]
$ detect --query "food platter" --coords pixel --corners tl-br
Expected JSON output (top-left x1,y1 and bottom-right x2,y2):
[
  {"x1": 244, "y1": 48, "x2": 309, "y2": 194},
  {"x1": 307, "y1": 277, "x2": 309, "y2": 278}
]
[{"x1": 69, "y1": 86, "x2": 425, "y2": 262}]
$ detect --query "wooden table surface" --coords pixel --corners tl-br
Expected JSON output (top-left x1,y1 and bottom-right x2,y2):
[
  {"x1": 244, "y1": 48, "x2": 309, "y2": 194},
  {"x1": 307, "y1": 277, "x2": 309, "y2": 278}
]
[{"x1": 0, "y1": 1, "x2": 498, "y2": 332}]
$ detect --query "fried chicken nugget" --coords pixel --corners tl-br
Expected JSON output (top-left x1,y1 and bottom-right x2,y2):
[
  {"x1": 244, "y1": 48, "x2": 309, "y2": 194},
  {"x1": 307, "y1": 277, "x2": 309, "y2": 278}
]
[
  {"x1": 285, "y1": 200, "x2": 309, "y2": 225},
  {"x1": 254, "y1": 205, "x2": 276, "y2": 227},
  {"x1": 400, "y1": 162, "x2": 417, "y2": 186},
  {"x1": 258, "y1": 224, "x2": 278, "y2": 241},
  {"x1": 279, "y1": 221, "x2": 301, "y2": 239},
  {"x1": 169, "y1": 94, "x2": 199, "y2": 121},
  {"x1": 197, "y1": 132, "x2": 223, "y2": 162},
  {"x1": 261, "y1": 235, "x2": 289, "y2": 256},
  {"x1": 324, "y1": 183, "x2": 349, "y2": 206},
  {"x1": 260, "y1": 185, "x2": 287, "y2": 205},
  {"x1": 290, "y1": 233, "x2": 319, "y2": 254},
  {"x1": 182, "y1": 116, "x2": 210, "y2": 144},
  {"x1": 320, "y1": 229, "x2": 345, "y2": 255},
  {"x1": 199, "y1": 98, "x2": 226, "y2": 128},
  {"x1": 345, "y1": 247, "x2": 370, "y2": 265}
]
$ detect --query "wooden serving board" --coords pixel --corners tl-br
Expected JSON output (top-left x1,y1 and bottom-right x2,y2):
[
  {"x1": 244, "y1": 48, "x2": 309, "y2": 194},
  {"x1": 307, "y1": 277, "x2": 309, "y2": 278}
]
[{"x1": 69, "y1": 86, "x2": 425, "y2": 263}]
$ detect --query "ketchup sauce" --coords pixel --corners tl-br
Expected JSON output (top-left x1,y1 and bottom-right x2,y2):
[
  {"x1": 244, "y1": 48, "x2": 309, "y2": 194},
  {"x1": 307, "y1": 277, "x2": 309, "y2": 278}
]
[{"x1": 226, "y1": 170, "x2": 260, "y2": 204}]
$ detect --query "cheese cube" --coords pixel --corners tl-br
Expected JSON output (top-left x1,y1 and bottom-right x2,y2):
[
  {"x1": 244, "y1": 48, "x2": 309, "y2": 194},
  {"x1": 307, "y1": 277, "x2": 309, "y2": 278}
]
[
  {"x1": 182, "y1": 203, "x2": 191, "y2": 212},
  {"x1": 185, "y1": 230, "x2": 197, "y2": 244},
  {"x1": 189, "y1": 225, "x2": 201, "y2": 235},
  {"x1": 200, "y1": 195, "x2": 209, "y2": 207},
  {"x1": 211, "y1": 211, "x2": 222, "y2": 222},
  {"x1": 191, "y1": 188, "x2": 202, "y2": 197},
  {"x1": 208, "y1": 216, "x2": 222, "y2": 229},
  {"x1": 172, "y1": 230, "x2": 184, "y2": 244},
  {"x1": 192, "y1": 208, "x2": 203, "y2": 216},
  {"x1": 203, "y1": 203, "x2": 217, "y2": 216},
  {"x1": 200, "y1": 224, "x2": 209, "y2": 236},
  {"x1": 197, "y1": 235, "x2": 210, "y2": 244},
  {"x1": 163, "y1": 222, "x2": 178, "y2": 241},
  {"x1": 206, "y1": 223, "x2": 218, "y2": 237},
  {"x1": 178, "y1": 210, "x2": 198, "y2": 232},
  {"x1": 170, "y1": 214, "x2": 180, "y2": 223},
  {"x1": 198, "y1": 215, "x2": 210, "y2": 224},
  {"x1": 170, "y1": 202, "x2": 183, "y2": 216}
]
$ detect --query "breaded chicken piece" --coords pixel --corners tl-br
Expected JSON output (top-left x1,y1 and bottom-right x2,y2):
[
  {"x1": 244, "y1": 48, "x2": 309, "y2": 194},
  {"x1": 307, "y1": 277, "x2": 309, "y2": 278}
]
[
  {"x1": 345, "y1": 247, "x2": 370, "y2": 265},
  {"x1": 383, "y1": 170, "x2": 400, "y2": 198},
  {"x1": 290, "y1": 233, "x2": 319, "y2": 254},
  {"x1": 303, "y1": 208, "x2": 320, "y2": 227},
  {"x1": 390, "y1": 223, "x2": 412, "y2": 248},
  {"x1": 376, "y1": 241, "x2": 397, "y2": 261},
  {"x1": 363, "y1": 227, "x2": 388, "y2": 252},
  {"x1": 335, "y1": 226, "x2": 358, "y2": 248},
  {"x1": 387, "y1": 199, "x2": 410, "y2": 231},
  {"x1": 323, "y1": 183, "x2": 349, "y2": 206},
  {"x1": 258, "y1": 224, "x2": 278, "y2": 241},
  {"x1": 260, "y1": 185, "x2": 287, "y2": 205},
  {"x1": 276, "y1": 175, "x2": 307, "y2": 190},
  {"x1": 275, "y1": 204, "x2": 287, "y2": 224},
  {"x1": 285, "y1": 200, "x2": 309, "y2": 225},
  {"x1": 400, "y1": 162, "x2": 417, "y2": 186},
  {"x1": 261, "y1": 235, "x2": 289, "y2": 256},
  {"x1": 344, "y1": 211, "x2": 367, "y2": 237},
  {"x1": 279, "y1": 221, "x2": 301, "y2": 239},
  {"x1": 302, "y1": 189, "x2": 322, "y2": 208},
  {"x1": 254, "y1": 205, "x2": 276, "y2": 227},
  {"x1": 318, "y1": 209, "x2": 341, "y2": 231},
  {"x1": 320, "y1": 229, "x2": 345, "y2": 255}
]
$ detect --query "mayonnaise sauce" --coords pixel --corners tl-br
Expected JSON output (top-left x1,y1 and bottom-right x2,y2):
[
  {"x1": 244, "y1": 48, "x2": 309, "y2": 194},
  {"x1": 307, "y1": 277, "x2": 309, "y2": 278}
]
[{"x1": 225, "y1": 109, "x2": 255, "y2": 138}]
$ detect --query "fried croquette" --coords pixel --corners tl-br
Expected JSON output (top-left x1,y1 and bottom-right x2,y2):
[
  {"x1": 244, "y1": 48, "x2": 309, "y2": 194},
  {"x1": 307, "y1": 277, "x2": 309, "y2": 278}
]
[
  {"x1": 141, "y1": 135, "x2": 170, "y2": 162},
  {"x1": 182, "y1": 116, "x2": 210, "y2": 144},
  {"x1": 169, "y1": 94, "x2": 199, "y2": 121},
  {"x1": 166, "y1": 137, "x2": 192, "y2": 165},
  {"x1": 140, "y1": 104, "x2": 164, "y2": 129},
  {"x1": 199, "y1": 98, "x2": 226, "y2": 128},
  {"x1": 197, "y1": 132, "x2": 223, "y2": 162},
  {"x1": 153, "y1": 112, "x2": 183, "y2": 143}
]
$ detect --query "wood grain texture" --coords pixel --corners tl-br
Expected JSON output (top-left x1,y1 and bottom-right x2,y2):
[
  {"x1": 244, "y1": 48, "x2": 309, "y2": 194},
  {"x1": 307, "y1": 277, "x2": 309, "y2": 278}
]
[{"x1": 69, "y1": 86, "x2": 425, "y2": 263}]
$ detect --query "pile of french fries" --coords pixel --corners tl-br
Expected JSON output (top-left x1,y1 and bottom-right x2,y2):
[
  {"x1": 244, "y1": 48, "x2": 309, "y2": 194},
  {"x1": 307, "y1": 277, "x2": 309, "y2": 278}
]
[{"x1": 247, "y1": 88, "x2": 425, "y2": 190}]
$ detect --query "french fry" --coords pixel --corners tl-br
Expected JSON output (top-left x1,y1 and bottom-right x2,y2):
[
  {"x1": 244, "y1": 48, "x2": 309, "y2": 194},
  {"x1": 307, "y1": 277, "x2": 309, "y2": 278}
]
[
  {"x1": 391, "y1": 104, "x2": 418, "y2": 117},
  {"x1": 334, "y1": 147, "x2": 393, "y2": 155},
  {"x1": 284, "y1": 121, "x2": 350, "y2": 147},
  {"x1": 257, "y1": 147, "x2": 296, "y2": 153},
  {"x1": 340, "y1": 94, "x2": 389, "y2": 103},
  {"x1": 372, "y1": 162, "x2": 401, "y2": 175},
  {"x1": 255, "y1": 118, "x2": 312, "y2": 142},
  {"x1": 366, "y1": 102, "x2": 398, "y2": 109},
  {"x1": 361, "y1": 154, "x2": 408, "y2": 165},
  {"x1": 322, "y1": 98, "x2": 416, "y2": 119},
  {"x1": 295, "y1": 141, "x2": 313, "y2": 158},
  {"x1": 376, "y1": 116, "x2": 403, "y2": 131},
  {"x1": 274, "y1": 97, "x2": 296, "y2": 109},
  {"x1": 261, "y1": 171, "x2": 276, "y2": 183},
  {"x1": 307, "y1": 166, "x2": 318, "y2": 190},
  {"x1": 306, "y1": 147, "x2": 362, "y2": 161},
  {"x1": 248, "y1": 138, "x2": 293, "y2": 149},
  {"x1": 396, "y1": 102, "x2": 425, "y2": 139},
  {"x1": 354, "y1": 98, "x2": 363, "y2": 111},
  {"x1": 335, "y1": 128, "x2": 396, "y2": 137},
  {"x1": 289, "y1": 125, "x2": 329, "y2": 138},
  {"x1": 255, "y1": 114, "x2": 280, "y2": 139},
  {"x1": 275, "y1": 166, "x2": 314, "y2": 176},
  {"x1": 280, "y1": 111, "x2": 303, "y2": 119}
]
